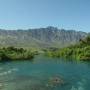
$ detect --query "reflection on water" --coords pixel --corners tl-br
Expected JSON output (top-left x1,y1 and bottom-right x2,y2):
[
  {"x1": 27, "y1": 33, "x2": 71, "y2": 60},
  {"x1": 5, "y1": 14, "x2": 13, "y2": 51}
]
[{"x1": 0, "y1": 56, "x2": 90, "y2": 90}]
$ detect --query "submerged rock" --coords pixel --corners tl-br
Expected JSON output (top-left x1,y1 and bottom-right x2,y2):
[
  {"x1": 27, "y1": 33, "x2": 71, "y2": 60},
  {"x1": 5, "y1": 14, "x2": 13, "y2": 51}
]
[
  {"x1": 46, "y1": 75, "x2": 64, "y2": 87},
  {"x1": 0, "y1": 83, "x2": 3, "y2": 87}
]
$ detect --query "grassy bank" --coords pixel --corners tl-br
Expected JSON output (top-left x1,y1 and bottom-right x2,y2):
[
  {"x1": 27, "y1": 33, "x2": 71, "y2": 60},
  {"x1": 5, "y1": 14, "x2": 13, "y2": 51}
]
[
  {"x1": 0, "y1": 47, "x2": 38, "y2": 61},
  {"x1": 45, "y1": 36, "x2": 90, "y2": 61}
]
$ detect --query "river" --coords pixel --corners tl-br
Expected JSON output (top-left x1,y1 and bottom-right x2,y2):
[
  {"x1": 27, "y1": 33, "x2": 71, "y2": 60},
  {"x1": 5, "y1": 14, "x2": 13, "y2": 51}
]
[{"x1": 0, "y1": 55, "x2": 90, "y2": 90}]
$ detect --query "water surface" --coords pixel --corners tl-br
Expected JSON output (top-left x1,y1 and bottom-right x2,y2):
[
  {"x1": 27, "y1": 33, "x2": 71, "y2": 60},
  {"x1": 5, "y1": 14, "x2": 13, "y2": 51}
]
[{"x1": 0, "y1": 55, "x2": 90, "y2": 90}]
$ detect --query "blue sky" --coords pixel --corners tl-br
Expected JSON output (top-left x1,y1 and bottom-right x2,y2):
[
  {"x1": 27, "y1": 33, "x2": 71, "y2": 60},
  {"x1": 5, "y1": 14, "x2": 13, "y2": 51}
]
[{"x1": 0, "y1": 0, "x2": 90, "y2": 32}]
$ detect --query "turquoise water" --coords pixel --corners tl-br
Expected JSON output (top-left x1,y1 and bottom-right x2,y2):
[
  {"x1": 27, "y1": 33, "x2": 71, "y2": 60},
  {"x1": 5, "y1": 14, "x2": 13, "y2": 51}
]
[{"x1": 0, "y1": 55, "x2": 90, "y2": 90}]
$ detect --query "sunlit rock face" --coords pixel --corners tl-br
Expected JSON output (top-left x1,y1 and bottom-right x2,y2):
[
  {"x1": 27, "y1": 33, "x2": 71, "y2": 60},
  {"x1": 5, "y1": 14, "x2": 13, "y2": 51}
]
[{"x1": 0, "y1": 26, "x2": 87, "y2": 48}]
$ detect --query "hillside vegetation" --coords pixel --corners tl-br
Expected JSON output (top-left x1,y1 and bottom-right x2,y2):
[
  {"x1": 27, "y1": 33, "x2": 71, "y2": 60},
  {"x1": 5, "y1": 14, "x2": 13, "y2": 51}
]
[{"x1": 46, "y1": 36, "x2": 90, "y2": 61}]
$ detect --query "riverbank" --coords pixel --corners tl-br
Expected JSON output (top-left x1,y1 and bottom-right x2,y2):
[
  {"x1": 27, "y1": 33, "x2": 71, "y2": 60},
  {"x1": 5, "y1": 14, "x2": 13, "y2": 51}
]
[
  {"x1": 0, "y1": 47, "x2": 37, "y2": 61},
  {"x1": 45, "y1": 36, "x2": 90, "y2": 61}
]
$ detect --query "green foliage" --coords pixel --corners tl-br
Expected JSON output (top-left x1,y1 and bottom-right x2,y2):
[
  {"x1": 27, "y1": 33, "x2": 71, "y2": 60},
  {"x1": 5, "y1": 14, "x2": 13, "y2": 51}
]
[
  {"x1": 0, "y1": 46, "x2": 35, "y2": 61},
  {"x1": 46, "y1": 36, "x2": 90, "y2": 61}
]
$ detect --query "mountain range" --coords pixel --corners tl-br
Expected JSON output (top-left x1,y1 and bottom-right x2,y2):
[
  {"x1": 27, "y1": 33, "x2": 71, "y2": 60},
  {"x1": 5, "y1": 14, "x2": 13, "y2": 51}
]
[{"x1": 0, "y1": 26, "x2": 88, "y2": 48}]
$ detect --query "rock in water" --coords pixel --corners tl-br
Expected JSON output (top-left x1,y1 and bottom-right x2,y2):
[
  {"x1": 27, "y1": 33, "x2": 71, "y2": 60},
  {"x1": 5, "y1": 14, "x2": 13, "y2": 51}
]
[{"x1": 47, "y1": 75, "x2": 64, "y2": 87}]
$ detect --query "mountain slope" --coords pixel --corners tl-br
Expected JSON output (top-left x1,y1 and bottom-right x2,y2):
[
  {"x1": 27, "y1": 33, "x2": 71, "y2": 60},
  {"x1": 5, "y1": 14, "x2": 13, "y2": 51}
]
[{"x1": 0, "y1": 26, "x2": 88, "y2": 48}]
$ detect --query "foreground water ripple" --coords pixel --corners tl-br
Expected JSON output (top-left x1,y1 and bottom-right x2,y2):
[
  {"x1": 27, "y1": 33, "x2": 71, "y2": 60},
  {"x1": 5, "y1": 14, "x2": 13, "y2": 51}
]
[{"x1": 0, "y1": 56, "x2": 90, "y2": 90}]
